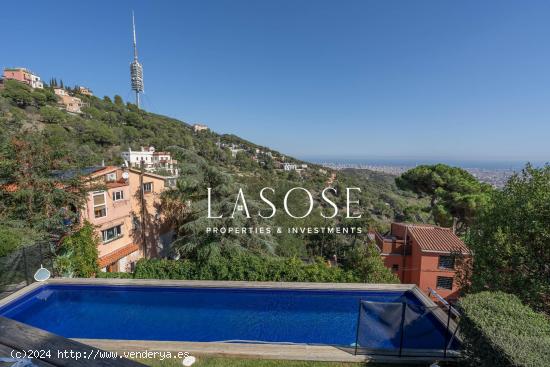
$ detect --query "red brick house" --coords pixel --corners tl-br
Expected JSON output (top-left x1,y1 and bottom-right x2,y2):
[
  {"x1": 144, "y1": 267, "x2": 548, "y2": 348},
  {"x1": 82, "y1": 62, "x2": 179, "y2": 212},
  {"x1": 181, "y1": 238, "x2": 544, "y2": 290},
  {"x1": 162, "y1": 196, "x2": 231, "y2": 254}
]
[{"x1": 375, "y1": 223, "x2": 471, "y2": 301}]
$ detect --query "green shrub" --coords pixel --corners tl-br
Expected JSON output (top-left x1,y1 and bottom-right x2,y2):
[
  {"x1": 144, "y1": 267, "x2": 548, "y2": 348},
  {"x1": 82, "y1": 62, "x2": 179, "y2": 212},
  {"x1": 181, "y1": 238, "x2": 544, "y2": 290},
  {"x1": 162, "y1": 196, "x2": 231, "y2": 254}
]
[
  {"x1": 459, "y1": 291, "x2": 550, "y2": 367},
  {"x1": 54, "y1": 222, "x2": 99, "y2": 277},
  {"x1": 0, "y1": 80, "x2": 33, "y2": 107},
  {"x1": 96, "y1": 271, "x2": 133, "y2": 279},
  {"x1": 0, "y1": 226, "x2": 22, "y2": 257},
  {"x1": 40, "y1": 105, "x2": 66, "y2": 123},
  {"x1": 132, "y1": 252, "x2": 361, "y2": 283}
]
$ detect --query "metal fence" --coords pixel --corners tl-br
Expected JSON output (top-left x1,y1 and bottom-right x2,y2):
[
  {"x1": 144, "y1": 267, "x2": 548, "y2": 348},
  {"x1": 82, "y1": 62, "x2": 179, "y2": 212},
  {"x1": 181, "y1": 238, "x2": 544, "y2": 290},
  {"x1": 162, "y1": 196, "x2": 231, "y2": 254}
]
[
  {"x1": 354, "y1": 299, "x2": 461, "y2": 359},
  {"x1": 0, "y1": 242, "x2": 54, "y2": 295}
]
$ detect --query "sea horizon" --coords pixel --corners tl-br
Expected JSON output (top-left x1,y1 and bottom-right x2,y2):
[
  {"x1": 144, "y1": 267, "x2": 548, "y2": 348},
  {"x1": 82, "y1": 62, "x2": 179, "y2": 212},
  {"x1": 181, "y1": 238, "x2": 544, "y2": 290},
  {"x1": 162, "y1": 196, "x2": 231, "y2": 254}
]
[{"x1": 299, "y1": 156, "x2": 547, "y2": 171}]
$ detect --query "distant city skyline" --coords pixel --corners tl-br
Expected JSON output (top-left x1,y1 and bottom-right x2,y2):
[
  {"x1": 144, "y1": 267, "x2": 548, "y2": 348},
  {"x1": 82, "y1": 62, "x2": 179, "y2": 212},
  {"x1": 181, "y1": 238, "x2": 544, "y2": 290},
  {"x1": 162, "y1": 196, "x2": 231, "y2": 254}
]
[{"x1": 1, "y1": 1, "x2": 550, "y2": 162}]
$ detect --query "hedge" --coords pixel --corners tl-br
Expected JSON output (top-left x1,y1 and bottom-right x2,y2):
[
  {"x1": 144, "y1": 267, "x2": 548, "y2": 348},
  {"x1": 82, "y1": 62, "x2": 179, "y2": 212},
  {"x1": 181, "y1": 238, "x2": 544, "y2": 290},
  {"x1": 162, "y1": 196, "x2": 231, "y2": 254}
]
[
  {"x1": 459, "y1": 291, "x2": 550, "y2": 367},
  {"x1": 132, "y1": 254, "x2": 359, "y2": 283},
  {"x1": 96, "y1": 271, "x2": 133, "y2": 279}
]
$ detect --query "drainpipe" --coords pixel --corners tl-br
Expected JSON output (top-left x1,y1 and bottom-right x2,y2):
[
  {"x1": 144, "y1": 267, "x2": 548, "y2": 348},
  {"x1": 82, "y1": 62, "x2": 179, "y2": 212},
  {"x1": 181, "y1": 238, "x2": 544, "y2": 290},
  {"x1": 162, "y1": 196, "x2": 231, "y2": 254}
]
[
  {"x1": 140, "y1": 160, "x2": 147, "y2": 258},
  {"x1": 452, "y1": 217, "x2": 457, "y2": 234},
  {"x1": 401, "y1": 225, "x2": 409, "y2": 282}
]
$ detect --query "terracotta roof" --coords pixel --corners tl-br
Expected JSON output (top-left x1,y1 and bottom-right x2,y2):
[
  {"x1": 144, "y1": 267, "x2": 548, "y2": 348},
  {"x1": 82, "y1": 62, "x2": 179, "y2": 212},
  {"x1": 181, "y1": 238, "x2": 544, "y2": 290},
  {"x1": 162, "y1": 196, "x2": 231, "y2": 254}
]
[
  {"x1": 128, "y1": 168, "x2": 168, "y2": 180},
  {"x1": 89, "y1": 166, "x2": 118, "y2": 178},
  {"x1": 0, "y1": 183, "x2": 18, "y2": 193},
  {"x1": 405, "y1": 224, "x2": 470, "y2": 255},
  {"x1": 98, "y1": 243, "x2": 139, "y2": 268},
  {"x1": 105, "y1": 180, "x2": 128, "y2": 189}
]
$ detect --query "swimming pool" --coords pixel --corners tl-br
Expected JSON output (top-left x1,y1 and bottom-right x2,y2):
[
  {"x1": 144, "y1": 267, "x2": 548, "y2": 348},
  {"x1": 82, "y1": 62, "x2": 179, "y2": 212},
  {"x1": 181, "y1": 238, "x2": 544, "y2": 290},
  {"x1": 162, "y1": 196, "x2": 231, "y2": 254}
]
[{"x1": 0, "y1": 280, "x2": 458, "y2": 355}]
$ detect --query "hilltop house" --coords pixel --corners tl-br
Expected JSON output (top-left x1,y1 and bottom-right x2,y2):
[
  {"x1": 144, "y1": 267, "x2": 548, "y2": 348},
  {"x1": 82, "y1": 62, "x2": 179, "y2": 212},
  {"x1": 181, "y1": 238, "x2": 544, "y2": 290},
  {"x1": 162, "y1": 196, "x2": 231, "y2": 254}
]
[
  {"x1": 54, "y1": 88, "x2": 85, "y2": 114},
  {"x1": 78, "y1": 86, "x2": 93, "y2": 96},
  {"x1": 375, "y1": 222, "x2": 471, "y2": 301},
  {"x1": 193, "y1": 123, "x2": 208, "y2": 132},
  {"x1": 121, "y1": 146, "x2": 179, "y2": 179},
  {"x1": 78, "y1": 166, "x2": 171, "y2": 272},
  {"x1": 3, "y1": 67, "x2": 43, "y2": 89}
]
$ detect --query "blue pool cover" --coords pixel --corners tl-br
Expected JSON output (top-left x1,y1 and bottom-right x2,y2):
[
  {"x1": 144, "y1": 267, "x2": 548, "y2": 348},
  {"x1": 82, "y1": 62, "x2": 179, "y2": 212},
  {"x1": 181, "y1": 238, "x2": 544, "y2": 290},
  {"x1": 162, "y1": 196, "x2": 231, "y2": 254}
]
[{"x1": 0, "y1": 284, "x2": 457, "y2": 351}]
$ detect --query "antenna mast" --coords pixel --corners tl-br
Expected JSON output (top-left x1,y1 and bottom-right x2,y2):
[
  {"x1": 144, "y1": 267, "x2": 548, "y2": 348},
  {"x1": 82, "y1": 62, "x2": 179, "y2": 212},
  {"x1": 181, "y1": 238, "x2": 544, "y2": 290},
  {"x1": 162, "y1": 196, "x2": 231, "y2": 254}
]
[{"x1": 130, "y1": 11, "x2": 144, "y2": 108}]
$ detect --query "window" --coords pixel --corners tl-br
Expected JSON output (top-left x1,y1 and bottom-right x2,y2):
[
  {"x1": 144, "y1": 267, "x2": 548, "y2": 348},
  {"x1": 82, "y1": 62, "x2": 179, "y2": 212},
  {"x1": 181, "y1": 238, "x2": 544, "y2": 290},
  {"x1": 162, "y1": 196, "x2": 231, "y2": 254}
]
[
  {"x1": 143, "y1": 182, "x2": 153, "y2": 193},
  {"x1": 436, "y1": 276, "x2": 453, "y2": 290},
  {"x1": 391, "y1": 264, "x2": 399, "y2": 272},
  {"x1": 102, "y1": 225, "x2": 122, "y2": 243},
  {"x1": 438, "y1": 255, "x2": 455, "y2": 269},
  {"x1": 93, "y1": 192, "x2": 107, "y2": 218},
  {"x1": 105, "y1": 172, "x2": 116, "y2": 182},
  {"x1": 112, "y1": 190, "x2": 124, "y2": 201}
]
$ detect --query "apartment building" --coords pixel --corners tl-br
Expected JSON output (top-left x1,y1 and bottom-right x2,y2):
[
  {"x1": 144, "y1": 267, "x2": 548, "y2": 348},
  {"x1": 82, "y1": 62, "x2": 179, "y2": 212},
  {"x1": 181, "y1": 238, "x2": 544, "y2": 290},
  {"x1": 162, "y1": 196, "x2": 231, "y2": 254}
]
[
  {"x1": 375, "y1": 222, "x2": 471, "y2": 301},
  {"x1": 3, "y1": 67, "x2": 43, "y2": 89},
  {"x1": 121, "y1": 146, "x2": 179, "y2": 178},
  {"x1": 54, "y1": 88, "x2": 84, "y2": 114},
  {"x1": 79, "y1": 166, "x2": 171, "y2": 272},
  {"x1": 80, "y1": 166, "x2": 138, "y2": 272}
]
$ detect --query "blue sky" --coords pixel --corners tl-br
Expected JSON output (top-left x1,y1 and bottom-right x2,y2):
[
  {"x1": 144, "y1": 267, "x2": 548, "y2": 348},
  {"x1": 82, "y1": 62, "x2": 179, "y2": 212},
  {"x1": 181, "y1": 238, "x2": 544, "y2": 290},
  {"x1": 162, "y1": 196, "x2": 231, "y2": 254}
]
[{"x1": 1, "y1": 1, "x2": 549, "y2": 163}]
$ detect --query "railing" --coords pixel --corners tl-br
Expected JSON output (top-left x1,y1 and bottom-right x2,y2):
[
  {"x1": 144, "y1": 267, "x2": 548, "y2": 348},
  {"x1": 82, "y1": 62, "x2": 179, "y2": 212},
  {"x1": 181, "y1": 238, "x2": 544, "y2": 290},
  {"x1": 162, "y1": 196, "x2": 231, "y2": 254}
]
[
  {"x1": 353, "y1": 298, "x2": 461, "y2": 359},
  {"x1": 0, "y1": 241, "x2": 54, "y2": 297}
]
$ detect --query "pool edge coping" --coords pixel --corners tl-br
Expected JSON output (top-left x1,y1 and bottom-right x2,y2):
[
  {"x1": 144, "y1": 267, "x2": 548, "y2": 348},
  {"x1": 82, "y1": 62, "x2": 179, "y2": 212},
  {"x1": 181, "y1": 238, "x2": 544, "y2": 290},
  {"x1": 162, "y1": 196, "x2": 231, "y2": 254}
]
[
  {"x1": 0, "y1": 278, "x2": 419, "y2": 310},
  {"x1": 75, "y1": 338, "x2": 459, "y2": 363}
]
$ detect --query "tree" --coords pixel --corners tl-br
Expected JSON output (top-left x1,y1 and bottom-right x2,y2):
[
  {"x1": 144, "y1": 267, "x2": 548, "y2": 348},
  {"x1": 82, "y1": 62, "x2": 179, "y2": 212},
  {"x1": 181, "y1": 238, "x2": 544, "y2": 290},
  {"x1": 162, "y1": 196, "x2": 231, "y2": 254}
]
[
  {"x1": 103, "y1": 96, "x2": 112, "y2": 103},
  {"x1": 396, "y1": 164, "x2": 491, "y2": 232},
  {"x1": 54, "y1": 221, "x2": 99, "y2": 277},
  {"x1": 0, "y1": 80, "x2": 33, "y2": 107},
  {"x1": 347, "y1": 243, "x2": 399, "y2": 283},
  {"x1": 40, "y1": 105, "x2": 66, "y2": 124},
  {"x1": 81, "y1": 121, "x2": 118, "y2": 146},
  {"x1": 161, "y1": 153, "x2": 276, "y2": 261},
  {"x1": 466, "y1": 164, "x2": 550, "y2": 314},
  {"x1": 114, "y1": 95, "x2": 124, "y2": 106},
  {"x1": 0, "y1": 133, "x2": 87, "y2": 235}
]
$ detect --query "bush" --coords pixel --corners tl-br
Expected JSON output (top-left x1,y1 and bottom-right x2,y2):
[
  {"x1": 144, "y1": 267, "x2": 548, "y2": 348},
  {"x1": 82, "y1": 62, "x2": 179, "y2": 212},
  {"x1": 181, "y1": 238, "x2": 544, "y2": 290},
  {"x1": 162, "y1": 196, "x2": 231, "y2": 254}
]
[
  {"x1": 132, "y1": 252, "x2": 360, "y2": 283},
  {"x1": 40, "y1": 105, "x2": 66, "y2": 123},
  {"x1": 347, "y1": 244, "x2": 399, "y2": 284},
  {"x1": 459, "y1": 291, "x2": 550, "y2": 367},
  {"x1": 0, "y1": 80, "x2": 33, "y2": 107},
  {"x1": 96, "y1": 271, "x2": 133, "y2": 279},
  {"x1": 0, "y1": 226, "x2": 22, "y2": 257},
  {"x1": 54, "y1": 222, "x2": 99, "y2": 277}
]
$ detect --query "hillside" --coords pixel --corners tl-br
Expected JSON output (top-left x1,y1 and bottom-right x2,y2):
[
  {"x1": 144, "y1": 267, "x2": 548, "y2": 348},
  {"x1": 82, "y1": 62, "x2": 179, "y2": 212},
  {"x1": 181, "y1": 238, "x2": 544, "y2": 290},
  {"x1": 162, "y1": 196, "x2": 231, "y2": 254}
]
[{"x1": 0, "y1": 79, "x2": 424, "y2": 258}]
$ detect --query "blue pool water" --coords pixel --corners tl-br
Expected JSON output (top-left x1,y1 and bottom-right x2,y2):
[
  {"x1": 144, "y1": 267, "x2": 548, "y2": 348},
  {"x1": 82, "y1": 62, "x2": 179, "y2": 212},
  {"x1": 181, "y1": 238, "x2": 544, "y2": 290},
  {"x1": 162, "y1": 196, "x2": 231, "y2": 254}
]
[{"x1": 0, "y1": 284, "x2": 455, "y2": 350}]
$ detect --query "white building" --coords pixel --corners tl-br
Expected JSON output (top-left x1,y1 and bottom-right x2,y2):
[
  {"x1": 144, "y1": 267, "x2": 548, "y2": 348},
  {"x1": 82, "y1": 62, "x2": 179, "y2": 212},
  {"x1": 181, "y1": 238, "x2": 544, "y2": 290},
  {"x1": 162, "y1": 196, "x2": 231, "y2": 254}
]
[
  {"x1": 229, "y1": 147, "x2": 244, "y2": 158},
  {"x1": 121, "y1": 146, "x2": 179, "y2": 177},
  {"x1": 30, "y1": 74, "x2": 43, "y2": 89},
  {"x1": 193, "y1": 124, "x2": 208, "y2": 132}
]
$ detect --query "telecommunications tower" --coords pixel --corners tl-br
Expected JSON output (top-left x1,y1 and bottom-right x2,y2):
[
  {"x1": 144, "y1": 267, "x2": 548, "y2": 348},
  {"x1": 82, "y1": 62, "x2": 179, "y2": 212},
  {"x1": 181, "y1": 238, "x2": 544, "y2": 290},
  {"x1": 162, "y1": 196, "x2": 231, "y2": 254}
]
[{"x1": 130, "y1": 11, "x2": 144, "y2": 108}]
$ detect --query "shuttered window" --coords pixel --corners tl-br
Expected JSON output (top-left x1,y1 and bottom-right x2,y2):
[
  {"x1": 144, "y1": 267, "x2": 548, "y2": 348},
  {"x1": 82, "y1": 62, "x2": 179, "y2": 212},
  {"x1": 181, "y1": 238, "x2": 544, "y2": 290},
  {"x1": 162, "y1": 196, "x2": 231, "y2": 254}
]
[{"x1": 436, "y1": 276, "x2": 453, "y2": 290}]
